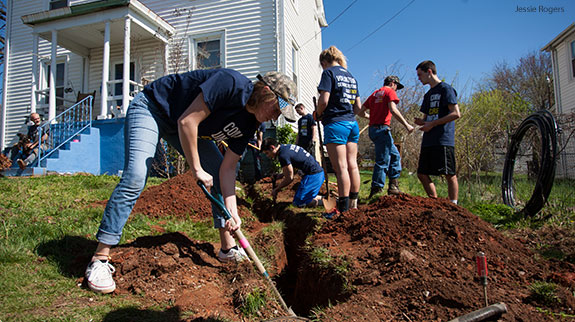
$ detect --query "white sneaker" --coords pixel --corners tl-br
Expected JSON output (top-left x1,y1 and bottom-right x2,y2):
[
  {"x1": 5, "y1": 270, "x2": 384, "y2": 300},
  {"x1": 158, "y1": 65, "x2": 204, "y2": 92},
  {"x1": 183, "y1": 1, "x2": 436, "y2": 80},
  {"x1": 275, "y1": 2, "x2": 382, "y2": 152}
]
[
  {"x1": 85, "y1": 260, "x2": 116, "y2": 294},
  {"x1": 217, "y1": 247, "x2": 249, "y2": 263}
]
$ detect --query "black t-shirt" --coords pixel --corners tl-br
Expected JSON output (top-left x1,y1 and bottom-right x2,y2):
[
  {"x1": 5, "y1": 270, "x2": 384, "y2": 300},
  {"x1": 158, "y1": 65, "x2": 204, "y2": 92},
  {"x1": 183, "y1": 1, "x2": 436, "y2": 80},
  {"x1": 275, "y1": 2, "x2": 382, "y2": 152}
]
[
  {"x1": 297, "y1": 113, "x2": 315, "y2": 147},
  {"x1": 277, "y1": 144, "x2": 323, "y2": 175},
  {"x1": 143, "y1": 68, "x2": 259, "y2": 155},
  {"x1": 317, "y1": 66, "x2": 359, "y2": 124},
  {"x1": 419, "y1": 82, "x2": 458, "y2": 147}
]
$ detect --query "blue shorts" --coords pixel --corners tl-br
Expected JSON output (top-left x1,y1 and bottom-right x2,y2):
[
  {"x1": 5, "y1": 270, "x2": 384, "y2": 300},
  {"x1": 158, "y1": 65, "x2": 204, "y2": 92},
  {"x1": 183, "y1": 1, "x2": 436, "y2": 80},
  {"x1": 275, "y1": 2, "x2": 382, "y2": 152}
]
[
  {"x1": 293, "y1": 171, "x2": 324, "y2": 207},
  {"x1": 324, "y1": 121, "x2": 359, "y2": 145}
]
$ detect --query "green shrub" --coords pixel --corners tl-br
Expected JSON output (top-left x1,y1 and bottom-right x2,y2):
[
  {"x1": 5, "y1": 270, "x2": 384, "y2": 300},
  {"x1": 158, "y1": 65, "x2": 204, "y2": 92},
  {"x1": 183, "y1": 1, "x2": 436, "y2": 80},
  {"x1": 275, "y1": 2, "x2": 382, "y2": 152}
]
[{"x1": 276, "y1": 124, "x2": 296, "y2": 145}]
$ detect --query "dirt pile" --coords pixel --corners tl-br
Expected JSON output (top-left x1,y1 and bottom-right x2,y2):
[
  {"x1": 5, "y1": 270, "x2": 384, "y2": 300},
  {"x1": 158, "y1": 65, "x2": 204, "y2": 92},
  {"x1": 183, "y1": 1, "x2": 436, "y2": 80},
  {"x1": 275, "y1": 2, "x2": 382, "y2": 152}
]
[
  {"x1": 297, "y1": 194, "x2": 575, "y2": 321},
  {"x1": 0, "y1": 154, "x2": 12, "y2": 171}
]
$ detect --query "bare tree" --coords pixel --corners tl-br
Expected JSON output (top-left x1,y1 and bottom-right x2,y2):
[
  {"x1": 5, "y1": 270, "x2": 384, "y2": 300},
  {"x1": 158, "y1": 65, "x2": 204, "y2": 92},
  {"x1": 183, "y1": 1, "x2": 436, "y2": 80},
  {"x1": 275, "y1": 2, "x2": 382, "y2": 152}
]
[{"x1": 489, "y1": 50, "x2": 554, "y2": 110}]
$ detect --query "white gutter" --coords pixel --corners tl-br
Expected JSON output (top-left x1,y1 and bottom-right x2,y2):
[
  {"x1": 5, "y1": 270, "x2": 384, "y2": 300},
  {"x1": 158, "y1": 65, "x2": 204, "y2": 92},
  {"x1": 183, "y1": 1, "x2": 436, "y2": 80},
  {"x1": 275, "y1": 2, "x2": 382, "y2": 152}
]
[{"x1": 1, "y1": 0, "x2": 14, "y2": 150}]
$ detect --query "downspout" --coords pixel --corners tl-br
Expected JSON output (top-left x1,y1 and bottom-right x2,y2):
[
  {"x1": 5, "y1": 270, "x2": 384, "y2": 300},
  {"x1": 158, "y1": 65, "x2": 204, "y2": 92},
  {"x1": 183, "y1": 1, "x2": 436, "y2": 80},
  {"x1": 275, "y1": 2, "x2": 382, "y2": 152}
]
[
  {"x1": 274, "y1": 0, "x2": 281, "y2": 73},
  {"x1": 551, "y1": 48, "x2": 567, "y2": 178},
  {"x1": 1, "y1": 0, "x2": 13, "y2": 150}
]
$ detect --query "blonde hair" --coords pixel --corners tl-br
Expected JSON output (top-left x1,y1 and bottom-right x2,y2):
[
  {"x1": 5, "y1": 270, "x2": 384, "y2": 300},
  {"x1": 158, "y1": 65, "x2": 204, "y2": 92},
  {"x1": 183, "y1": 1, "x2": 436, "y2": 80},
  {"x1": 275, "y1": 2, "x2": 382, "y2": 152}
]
[{"x1": 319, "y1": 46, "x2": 347, "y2": 69}]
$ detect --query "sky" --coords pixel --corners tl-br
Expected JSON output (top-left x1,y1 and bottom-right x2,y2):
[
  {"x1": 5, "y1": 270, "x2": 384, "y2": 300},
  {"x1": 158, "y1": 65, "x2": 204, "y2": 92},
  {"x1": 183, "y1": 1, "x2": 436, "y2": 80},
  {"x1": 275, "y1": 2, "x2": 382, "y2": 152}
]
[{"x1": 319, "y1": 0, "x2": 575, "y2": 99}]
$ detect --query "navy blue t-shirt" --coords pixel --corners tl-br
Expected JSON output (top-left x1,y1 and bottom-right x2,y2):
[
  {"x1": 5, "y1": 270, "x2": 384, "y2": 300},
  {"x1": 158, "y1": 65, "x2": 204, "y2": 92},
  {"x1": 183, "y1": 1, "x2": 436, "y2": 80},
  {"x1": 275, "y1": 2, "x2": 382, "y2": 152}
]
[
  {"x1": 143, "y1": 68, "x2": 259, "y2": 155},
  {"x1": 277, "y1": 144, "x2": 323, "y2": 175},
  {"x1": 420, "y1": 82, "x2": 458, "y2": 147},
  {"x1": 317, "y1": 66, "x2": 359, "y2": 125},
  {"x1": 297, "y1": 114, "x2": 315, "y2": 147}
]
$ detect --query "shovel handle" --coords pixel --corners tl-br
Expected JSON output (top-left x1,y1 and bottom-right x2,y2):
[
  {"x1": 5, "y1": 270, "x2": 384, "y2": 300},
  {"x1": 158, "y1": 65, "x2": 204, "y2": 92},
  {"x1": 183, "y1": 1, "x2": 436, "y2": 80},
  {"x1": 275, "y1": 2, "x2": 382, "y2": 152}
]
[{"x1": 196, "y1": 181, "x2": 294, "y2": 316}]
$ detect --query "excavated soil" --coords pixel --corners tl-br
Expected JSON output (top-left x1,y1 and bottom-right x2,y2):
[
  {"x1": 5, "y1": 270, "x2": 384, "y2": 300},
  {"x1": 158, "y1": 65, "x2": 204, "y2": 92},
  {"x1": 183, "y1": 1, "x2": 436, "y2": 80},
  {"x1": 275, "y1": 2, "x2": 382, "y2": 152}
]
[
  {"x1": 87, "y1": 173, "x2": 575, "y2": 321},
  {"x1": 0, "y1": 154, "x2": 12, "y2": 171}
]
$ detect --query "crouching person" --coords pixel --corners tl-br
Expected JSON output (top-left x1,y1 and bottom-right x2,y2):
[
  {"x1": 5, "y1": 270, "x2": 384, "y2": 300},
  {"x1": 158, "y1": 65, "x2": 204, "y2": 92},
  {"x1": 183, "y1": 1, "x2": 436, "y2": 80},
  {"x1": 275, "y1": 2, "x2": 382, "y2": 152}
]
[{"x1": 262, "y1": 137, "x2": 324, "y2": 207}]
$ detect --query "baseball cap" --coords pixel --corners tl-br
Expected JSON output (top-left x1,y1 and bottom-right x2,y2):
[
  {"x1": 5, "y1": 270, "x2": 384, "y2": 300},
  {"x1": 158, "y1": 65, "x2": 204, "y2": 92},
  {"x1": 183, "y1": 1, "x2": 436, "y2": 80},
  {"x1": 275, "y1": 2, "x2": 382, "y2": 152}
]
[
  {"x1": 385, "y1": 75, "x2": 404, "y2": 90},
  {"x1": 257, "y1": 72, "x2": 298, "y2": 122}
]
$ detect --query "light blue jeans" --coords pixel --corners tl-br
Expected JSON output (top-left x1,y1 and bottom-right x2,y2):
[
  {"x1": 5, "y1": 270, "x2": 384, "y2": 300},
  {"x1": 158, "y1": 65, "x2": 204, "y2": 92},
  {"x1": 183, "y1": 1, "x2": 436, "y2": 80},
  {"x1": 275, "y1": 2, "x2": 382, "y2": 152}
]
[
  {"x1": 368, "y1": 125, "x2": 401, "y2": 189},
  {"x1": 96, "y1": 92, "x2": 226, "y2": 246}
]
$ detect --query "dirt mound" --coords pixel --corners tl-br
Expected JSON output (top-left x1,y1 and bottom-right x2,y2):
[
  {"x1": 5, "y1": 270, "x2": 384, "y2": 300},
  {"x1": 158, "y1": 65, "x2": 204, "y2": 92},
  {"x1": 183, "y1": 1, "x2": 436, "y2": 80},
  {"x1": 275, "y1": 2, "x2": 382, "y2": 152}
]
[
  {"x1": 299, "y1": 194, "x2": 575, "y2": 321},
  {"x1": 103, "y1": 232, "x2": 286, "y2": 321},
  {"x1": 131, "y1": 171, "x2": 213, "y2": 219},
  {"x1": 0, "y1": 154, "x2": 12, "y2": 171}
]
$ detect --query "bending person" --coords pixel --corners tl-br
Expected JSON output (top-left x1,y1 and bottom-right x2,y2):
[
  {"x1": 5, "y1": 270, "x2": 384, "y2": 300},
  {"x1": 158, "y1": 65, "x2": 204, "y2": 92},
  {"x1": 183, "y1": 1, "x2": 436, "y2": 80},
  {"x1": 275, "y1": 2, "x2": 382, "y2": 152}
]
[
  {"x1": 261, "y1": 137, "x2": 324, "y2": 207},
  {"x1": 85, "y1": 69, "x2": 297, "y2": 294}
]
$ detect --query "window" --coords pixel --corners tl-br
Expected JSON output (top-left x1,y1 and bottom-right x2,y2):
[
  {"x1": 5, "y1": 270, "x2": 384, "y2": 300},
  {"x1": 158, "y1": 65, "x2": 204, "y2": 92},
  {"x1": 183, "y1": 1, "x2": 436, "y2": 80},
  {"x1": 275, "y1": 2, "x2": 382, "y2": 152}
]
[
  {"x1": 191, "y1": 32, "x2": 224, "y2": 70},
  {"x1": 292, "y1": 46, "x2": 299, "y2": 87},
  {"x1": 42, "y1": 62, "x2": 66, "y2": 107},
  {"x1": 49, "y1": 0, "x2": 68, "y2": 10},
  {"x1": 113, "y1": 62, "x2": 136, "y2": 107},
  {"x1": 571, "y1": 41, "x2": 575, "y2": 78}
]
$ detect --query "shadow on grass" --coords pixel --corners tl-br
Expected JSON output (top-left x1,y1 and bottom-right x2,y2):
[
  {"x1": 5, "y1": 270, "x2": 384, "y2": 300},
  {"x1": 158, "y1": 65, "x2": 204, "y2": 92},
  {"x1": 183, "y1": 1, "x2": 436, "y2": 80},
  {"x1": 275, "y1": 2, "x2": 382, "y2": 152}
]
[
  {"x1": 35, "y1": 235, "x2": 97, "y2": 278},
  {"x1": 102, "y1": 306, "x2": 229, "y2": 322},
  {"x1": 34, "y1": 232, "x2": 219, "y2": 279}
]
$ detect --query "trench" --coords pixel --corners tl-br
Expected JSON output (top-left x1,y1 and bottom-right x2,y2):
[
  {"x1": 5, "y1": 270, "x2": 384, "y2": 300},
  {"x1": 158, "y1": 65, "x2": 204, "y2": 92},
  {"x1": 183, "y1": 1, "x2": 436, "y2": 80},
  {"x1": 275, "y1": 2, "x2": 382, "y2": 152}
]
[{"x1": 245, "y1": 183, "x2": 351, "y2": 316}]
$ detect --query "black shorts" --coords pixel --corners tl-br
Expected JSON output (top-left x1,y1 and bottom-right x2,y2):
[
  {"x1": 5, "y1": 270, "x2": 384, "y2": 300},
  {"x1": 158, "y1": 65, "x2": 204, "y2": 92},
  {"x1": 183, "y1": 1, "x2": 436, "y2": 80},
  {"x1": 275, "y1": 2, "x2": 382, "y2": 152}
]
[{"x1": 417, "y1": 145, "x2": 456, "y2": 175}]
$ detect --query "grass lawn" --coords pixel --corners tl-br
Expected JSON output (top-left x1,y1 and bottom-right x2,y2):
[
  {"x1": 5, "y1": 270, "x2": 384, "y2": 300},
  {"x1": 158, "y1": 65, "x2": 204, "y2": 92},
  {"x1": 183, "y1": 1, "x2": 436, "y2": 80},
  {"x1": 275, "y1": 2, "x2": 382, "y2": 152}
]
[{"x1": 0, "y1": 172, "x2": 573, "y2": 320}]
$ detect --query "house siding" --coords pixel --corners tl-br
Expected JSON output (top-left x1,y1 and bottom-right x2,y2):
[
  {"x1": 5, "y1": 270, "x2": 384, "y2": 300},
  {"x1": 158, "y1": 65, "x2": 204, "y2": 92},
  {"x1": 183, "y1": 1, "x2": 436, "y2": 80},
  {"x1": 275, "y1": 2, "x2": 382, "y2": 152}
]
[
  {"x1": 545, "y1": 26, "x2": 575, "y2": 179},
  {"x1": 282, "y1": 0, "x2": 324, "y2": 114},
  {"x1": 2, "y1": 0, "x2": 325, "y2": 149}
]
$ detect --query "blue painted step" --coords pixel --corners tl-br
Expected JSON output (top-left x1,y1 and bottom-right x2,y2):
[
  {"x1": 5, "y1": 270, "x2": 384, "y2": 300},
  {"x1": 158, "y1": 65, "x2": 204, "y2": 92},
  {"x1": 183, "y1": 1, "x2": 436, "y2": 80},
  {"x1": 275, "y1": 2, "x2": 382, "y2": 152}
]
[{"x1": 45, "y1": 127, "x2": 101, "y2": 175}]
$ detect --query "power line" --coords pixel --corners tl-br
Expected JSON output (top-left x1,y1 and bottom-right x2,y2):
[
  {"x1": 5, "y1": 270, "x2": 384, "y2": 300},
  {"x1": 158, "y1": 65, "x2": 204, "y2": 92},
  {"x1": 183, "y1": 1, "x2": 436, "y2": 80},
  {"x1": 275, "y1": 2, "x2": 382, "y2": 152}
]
[
  {"x1": 346, "y1": 0, "x2": 416, "y2": 52},
  {"x1": 300, "y1": 0, "x2": 359, "y2": 49}
]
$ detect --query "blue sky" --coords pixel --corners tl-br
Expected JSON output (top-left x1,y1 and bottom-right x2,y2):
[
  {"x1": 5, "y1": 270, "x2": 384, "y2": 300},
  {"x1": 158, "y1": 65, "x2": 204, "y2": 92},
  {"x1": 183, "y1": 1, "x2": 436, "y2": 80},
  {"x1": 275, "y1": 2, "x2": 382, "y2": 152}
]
[{"x1": 320, "y1": 0, "x2": 574, "y2": 98}]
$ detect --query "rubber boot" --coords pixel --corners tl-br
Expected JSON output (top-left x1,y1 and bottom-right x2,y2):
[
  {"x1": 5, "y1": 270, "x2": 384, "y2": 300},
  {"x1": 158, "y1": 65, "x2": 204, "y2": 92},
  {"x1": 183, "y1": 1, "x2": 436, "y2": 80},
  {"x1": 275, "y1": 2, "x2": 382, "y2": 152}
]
[
  {"x1": 337, "y1": 196, "x2": 350, "y2": 213},
  {"x1": 388, "y1": 178, "x2": 401, "y2": 195}
]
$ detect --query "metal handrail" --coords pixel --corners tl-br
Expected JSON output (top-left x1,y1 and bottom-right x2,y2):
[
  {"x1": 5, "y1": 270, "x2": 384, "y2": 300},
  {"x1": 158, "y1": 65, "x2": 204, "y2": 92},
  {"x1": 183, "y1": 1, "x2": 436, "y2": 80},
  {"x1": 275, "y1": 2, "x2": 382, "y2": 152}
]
[{"x1": 36, "y1": 95, "x2": 93, "y2": 165}]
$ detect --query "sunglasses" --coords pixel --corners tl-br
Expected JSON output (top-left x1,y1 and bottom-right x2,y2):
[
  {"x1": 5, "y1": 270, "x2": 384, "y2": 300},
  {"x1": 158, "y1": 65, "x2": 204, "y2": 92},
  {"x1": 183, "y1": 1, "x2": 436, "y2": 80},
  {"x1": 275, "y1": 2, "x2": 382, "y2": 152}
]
[{"x1": 256, "y1": 74, "x2": 296, "y2": 112}]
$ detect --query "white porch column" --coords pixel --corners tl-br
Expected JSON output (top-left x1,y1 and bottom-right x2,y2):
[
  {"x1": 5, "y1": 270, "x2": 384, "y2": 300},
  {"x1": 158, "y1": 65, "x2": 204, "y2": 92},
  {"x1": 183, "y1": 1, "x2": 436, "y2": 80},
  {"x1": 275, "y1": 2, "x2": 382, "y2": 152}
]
[
  {"x1": 121, "y1": 17, "x2": 131, "y2": 116},
  {"x1": 98, "y1": 21, "x2": 111, "y2": 120},
  {"x1": 164, "y1": 42, "x2": 169, "y2": 75},
  {"x1": 49, "y1": 30, "x2": 57, "y2": 122},
  {"x1": 30, "y1": 33, "x2": 39, "y2": 113}
]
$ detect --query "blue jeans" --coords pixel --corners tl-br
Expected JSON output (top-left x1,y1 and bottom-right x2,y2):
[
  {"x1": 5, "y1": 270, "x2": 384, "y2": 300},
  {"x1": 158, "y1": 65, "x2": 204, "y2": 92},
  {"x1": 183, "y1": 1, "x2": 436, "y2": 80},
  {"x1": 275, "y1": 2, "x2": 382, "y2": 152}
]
[
  {"x1": 368, "y1": 125, "x2": 401, "y2": 188},
  {"x1": 96, "y1": 92, "x2": 226, "y2": 246}
]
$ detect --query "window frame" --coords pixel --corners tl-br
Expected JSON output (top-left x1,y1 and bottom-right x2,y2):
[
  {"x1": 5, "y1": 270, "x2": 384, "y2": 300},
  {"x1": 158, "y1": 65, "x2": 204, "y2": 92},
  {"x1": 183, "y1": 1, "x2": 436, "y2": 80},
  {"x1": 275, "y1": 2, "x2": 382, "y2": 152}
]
[
  {"x1": 110, "y1": 60, "x2": 138, "y2": 108},
  {"x1": 189, "y1": 30, "x2": 226, "y2": 70},
  {"x1": 39, "y1": 57, "x2": 68, "y2": 109},
  {"x1": 48, "y1": 0, "x2": 68, "y2": 10}
]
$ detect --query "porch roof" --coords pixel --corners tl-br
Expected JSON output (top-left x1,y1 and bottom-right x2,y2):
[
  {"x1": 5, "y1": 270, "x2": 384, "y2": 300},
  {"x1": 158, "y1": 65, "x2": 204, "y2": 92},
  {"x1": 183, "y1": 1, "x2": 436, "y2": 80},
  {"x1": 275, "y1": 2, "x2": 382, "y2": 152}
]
[{"x1": 21, "y1": 0, "x2": 175, "y2": 56}]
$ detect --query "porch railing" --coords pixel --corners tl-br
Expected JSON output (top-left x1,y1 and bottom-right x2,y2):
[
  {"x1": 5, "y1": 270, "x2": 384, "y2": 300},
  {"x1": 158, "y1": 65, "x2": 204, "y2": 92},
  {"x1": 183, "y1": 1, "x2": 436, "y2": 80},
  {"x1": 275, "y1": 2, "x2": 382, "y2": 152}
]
[{"x1": 36, "y1": 95, "x2": 93, "y2": 165}]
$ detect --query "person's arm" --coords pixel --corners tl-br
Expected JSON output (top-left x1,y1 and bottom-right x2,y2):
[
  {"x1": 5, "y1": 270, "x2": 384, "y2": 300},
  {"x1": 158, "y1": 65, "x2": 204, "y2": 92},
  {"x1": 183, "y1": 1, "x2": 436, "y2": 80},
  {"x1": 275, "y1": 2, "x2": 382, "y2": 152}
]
[
  {"x1": 418, "y1": 104, "x2": 460, "y2": 132},
  {"x1": 354, "y1": 97, "x2": 369, "y2": 119},
  {"x1": 256, "y1": 129, "x2": 263, "y2": 149},
  {"x1": 220, "y1": 147, "x2": 243, "y2": 231},
  {"x1": 389, "y1": 101, "x2": 414, "y2": 133},
  {"x1": 317, "y1": 91, "x2": 330, "y2": 118},
  {"x1": 311, "y1": 123, "x2": 317, "y2": 143},
  {"x1": 177, "y1": 92, "x2": 213, "y2": 187},
  {"x1": 272, "y1": 164, "x2": 294, "y2": 198}
]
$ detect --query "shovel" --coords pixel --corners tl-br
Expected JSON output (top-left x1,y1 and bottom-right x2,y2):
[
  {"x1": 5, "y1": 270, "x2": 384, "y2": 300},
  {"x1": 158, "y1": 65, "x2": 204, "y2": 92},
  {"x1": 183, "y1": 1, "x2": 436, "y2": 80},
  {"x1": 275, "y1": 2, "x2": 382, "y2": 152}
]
[
  {"x1": 313, "y1": 97, "x2": 337, "y2": 211},
  {"x1": 197, "y1": 181, "x2": 296, "y2": 317}
]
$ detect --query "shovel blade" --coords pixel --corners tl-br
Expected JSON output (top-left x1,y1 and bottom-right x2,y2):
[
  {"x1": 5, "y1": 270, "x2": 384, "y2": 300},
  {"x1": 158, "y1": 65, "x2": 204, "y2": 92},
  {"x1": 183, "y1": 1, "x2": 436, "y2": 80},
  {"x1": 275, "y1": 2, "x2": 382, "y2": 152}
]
[{"x1": 322, "y1": 195, "x2": 337, "y2": 211}]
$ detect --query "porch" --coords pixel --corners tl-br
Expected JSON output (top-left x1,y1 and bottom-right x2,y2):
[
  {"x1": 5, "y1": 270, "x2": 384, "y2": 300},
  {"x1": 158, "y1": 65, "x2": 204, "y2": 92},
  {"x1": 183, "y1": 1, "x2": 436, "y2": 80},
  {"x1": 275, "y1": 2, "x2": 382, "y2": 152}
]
[{"x1": 21, "y1": 0, "x2": 175, "y2": 120}]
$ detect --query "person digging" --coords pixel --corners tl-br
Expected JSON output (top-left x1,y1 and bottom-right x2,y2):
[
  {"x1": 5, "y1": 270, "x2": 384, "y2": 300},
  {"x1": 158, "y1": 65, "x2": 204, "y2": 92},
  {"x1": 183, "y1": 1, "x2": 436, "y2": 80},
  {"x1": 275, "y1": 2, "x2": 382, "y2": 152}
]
[{"x1": 261, "y1": 137, "x2": 325, "y2": 208}]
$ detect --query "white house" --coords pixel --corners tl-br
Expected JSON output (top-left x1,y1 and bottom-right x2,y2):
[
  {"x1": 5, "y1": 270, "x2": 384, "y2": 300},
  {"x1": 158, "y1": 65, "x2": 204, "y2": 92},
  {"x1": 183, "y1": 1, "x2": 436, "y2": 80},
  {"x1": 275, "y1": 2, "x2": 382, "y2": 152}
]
[
  {"x1": 1, "y1": 0, "x2": 327, "y2": 175},
  {"x1": 542, "y1": 22, "x2": 575, "y2": 179}
]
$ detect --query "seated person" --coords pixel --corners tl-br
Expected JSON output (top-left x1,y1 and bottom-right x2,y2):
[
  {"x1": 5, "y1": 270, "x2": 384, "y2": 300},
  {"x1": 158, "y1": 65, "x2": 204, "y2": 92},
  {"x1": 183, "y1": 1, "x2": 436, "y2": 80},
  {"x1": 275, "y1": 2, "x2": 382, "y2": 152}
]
[
  {"x1": 261, "y1": 137, "x2": 324, "y2": 207},
  {"x1": 9, "y1": 113, "x2": 49, "y2": 170}
]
